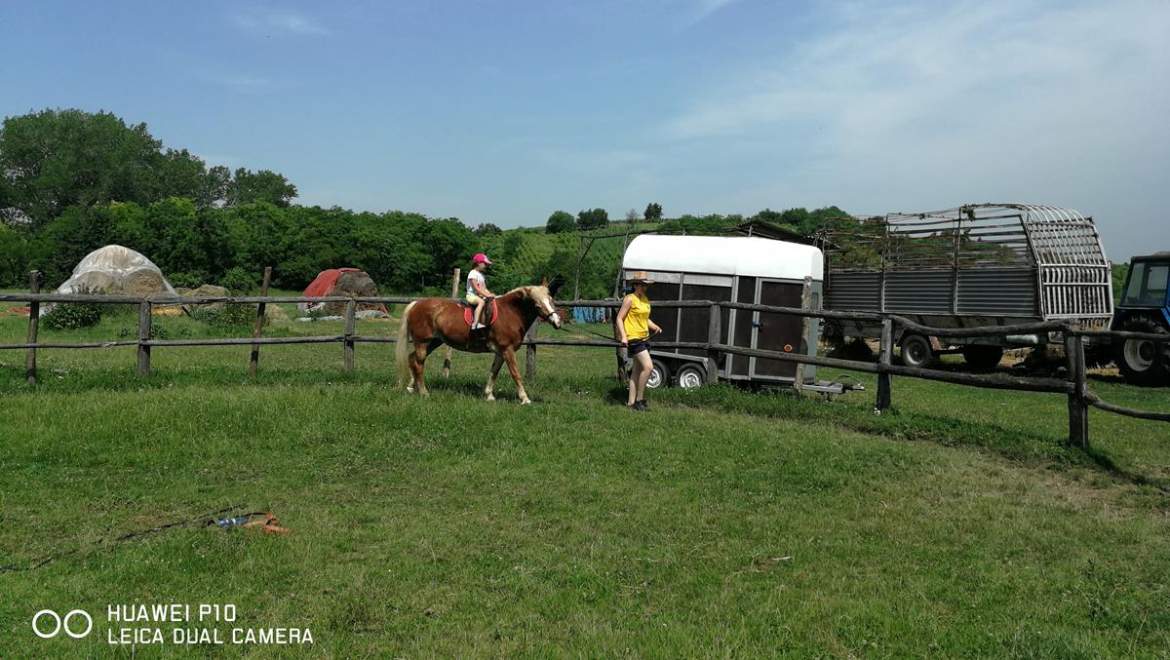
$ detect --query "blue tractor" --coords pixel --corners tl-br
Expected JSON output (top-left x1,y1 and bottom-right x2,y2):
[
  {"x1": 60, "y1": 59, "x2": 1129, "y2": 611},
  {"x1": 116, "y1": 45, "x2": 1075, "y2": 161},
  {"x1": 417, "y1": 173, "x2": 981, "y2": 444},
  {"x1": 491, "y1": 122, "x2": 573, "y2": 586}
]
[{"x1": 1113, "y1": 253, "x2": 1170, "y2": 385}]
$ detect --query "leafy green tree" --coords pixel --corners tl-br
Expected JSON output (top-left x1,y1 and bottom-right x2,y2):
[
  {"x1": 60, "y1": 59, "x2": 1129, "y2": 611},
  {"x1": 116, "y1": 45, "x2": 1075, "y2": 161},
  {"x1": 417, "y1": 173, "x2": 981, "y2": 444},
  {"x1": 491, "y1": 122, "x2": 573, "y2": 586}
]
[
  {"x1": 0, "y1": 224, "x2": 28, "y2": 286},
  {"x1": 424, "y1": 217, "x2": 475, "y2": 286},
  {"x1": 644, "y1": 202, "x2": 663, "y2": 220},
  {"x1": 226, "y1": 168, "x2": 297, "y2": 207},
  {"x1": 576, "y1": 208, "x2": 609, "y2": 230},
  {"x1": 546, "y1": 210, "x2": 575, "y2": 234},
  {"x1": 475, "y1": 222, "x2": 502, "y2": 236},
  {"x1": 0, "y1": 109, "x2": 166, "y2": 227}
]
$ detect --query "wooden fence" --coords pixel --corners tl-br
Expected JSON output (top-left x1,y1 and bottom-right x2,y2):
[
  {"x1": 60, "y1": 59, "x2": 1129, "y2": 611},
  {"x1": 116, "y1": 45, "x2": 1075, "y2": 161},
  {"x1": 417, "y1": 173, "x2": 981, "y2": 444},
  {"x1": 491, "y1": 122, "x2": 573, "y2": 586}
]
[{"x1": 2, "y1": 274, "x2": 1168, "y2": 449}]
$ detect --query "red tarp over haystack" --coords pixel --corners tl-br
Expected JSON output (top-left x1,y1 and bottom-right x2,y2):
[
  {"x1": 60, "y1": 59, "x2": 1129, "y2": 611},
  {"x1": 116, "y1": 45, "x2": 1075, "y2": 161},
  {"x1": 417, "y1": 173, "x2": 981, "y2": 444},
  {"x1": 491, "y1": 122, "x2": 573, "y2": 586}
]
[
  {"x1": 303, "y1": 268, "x2": 361, "y2": 298},
  {"x1": 299, "y1": 268, "x2": 389, "y2": 315}
]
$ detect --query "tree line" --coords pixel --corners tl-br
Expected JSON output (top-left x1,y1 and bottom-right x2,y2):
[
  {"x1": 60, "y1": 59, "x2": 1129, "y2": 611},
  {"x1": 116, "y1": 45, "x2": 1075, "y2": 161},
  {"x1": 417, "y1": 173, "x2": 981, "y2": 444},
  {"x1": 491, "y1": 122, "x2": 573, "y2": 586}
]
[{"x1": 0, "y1": 108, "x2": 858, "y2": 296}]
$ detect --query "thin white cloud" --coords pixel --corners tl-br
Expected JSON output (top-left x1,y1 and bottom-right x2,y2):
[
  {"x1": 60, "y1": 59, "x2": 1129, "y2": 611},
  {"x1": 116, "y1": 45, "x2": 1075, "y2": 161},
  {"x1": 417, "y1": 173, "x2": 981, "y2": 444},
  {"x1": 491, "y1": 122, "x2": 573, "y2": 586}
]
[
  {"x1": 679, "y1": 0, "x2": 740, "y2": 27},
  {"x1": 693, "y1": 0, "x2": 738, "y2": 21},
  {"x1": 230, "y1": 9, "x2": 330, "y2": 36},
  {"x1": 658, "y1": 0, "x2": 1170, "y2": 258}
]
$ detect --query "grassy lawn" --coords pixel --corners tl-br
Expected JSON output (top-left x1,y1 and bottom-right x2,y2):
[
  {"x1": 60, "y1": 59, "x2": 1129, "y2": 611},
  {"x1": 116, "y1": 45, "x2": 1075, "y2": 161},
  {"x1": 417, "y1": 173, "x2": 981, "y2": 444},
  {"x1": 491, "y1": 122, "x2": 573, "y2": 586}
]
[{"x1": 1, "y1": 300, "x2": 1168, "y2": 656}]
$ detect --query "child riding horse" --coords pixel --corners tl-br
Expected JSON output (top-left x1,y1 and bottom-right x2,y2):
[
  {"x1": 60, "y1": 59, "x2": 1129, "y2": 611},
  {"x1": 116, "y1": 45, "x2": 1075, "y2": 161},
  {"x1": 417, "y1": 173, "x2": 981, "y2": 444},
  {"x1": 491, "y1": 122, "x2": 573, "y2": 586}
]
[{"x1": 395, "y1": 279, "x2": 562, "y2": 404}]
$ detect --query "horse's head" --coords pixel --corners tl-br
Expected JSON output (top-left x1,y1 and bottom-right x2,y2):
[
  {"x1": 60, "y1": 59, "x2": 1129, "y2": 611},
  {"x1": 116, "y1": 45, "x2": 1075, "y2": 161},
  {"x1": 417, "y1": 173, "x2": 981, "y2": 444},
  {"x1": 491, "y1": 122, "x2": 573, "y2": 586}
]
[{"x1": 530, "y1": 278, "x2": 562, "y2": 329}]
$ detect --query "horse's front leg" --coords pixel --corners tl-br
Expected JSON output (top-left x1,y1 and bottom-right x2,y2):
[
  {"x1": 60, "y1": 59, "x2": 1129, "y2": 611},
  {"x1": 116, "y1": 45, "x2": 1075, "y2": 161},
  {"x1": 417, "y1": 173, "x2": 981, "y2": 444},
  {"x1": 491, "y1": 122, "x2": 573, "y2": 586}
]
[
  {"x1": 501, "y1": 347, "x2": 530, "y2": 404},
  {"x1": 484, "y1": 352, "x2": 505, "y2": 401}
]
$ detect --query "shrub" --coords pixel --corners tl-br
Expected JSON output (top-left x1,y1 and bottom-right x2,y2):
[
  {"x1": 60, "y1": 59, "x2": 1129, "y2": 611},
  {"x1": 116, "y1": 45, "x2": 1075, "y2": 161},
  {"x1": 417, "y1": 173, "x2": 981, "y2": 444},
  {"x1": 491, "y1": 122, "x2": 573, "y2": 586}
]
[
  {"x1": 220, "y1": 267, "x2": 259, "y2": 294},
  {"x1": 190, "y1": 303, "x2": 260, "y2": 328},
  {"x1": 42, "y1": 302, "x2": 103, "y2": 330},
  {"x1": 169, "y1": 272, "x2": 204, "y2": 289}
]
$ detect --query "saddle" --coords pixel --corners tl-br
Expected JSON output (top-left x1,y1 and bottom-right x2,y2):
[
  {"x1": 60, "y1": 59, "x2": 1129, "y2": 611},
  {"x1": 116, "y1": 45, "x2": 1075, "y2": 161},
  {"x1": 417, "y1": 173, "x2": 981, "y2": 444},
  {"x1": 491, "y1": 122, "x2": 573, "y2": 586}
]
[{"x1": 460, "y1": 297, "x2": 498, "y2": 328}]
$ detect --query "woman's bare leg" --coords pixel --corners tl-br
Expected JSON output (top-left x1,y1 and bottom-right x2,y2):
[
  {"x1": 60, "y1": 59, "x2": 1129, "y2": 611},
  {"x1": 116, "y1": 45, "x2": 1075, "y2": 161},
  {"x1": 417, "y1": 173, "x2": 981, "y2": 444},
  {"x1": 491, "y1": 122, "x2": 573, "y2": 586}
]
[
  {"x1": 627, "y1": 355, "x2": 642, "y2": 406},
  {"x1": 633, "y1": 352, "x2": 652, "y2": 403}
]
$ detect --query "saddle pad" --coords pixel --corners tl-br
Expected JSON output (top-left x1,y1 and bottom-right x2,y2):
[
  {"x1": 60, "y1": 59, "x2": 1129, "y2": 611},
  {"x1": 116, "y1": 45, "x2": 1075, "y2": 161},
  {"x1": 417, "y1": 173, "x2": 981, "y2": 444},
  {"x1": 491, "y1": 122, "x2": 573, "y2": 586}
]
[{"x1": 462, "y1": 298, "x2": 498, "y2": 326}]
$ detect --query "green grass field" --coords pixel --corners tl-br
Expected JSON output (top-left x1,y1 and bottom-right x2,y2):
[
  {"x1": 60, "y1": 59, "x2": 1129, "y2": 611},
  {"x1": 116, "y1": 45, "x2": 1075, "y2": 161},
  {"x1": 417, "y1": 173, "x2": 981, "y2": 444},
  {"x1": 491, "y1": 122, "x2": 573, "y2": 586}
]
[{"x1": 1, "y1": 300, "x2": 1168, "y2": 657}]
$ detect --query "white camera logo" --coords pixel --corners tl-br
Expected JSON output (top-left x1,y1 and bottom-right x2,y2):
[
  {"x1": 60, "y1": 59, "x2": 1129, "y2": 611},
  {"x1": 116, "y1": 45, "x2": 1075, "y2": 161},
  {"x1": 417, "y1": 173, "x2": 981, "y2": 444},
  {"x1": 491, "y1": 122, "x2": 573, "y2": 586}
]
[{"x1": 32, "y1": 609, "x2": 93, "y2": 639}]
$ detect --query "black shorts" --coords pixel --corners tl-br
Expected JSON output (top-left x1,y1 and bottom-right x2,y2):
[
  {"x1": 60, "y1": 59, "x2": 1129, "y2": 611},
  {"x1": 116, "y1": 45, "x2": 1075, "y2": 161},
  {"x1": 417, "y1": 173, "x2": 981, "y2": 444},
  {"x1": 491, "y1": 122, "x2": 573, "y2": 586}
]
[{"x1": 628, "y1": 339, "x2": 650, "y2": 356}]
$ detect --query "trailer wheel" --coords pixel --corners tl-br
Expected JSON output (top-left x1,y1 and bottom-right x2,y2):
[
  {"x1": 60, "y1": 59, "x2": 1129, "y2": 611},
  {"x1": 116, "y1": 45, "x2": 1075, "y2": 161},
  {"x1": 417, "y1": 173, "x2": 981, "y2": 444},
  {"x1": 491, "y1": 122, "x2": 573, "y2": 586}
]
[
  {"x1": 961, "y1": 345, "x2": 1004, "y2": 371},
  {"x1": 675, "y1": 364, "x2": 706, "y2": 390},
  {"x1": 899, "y1": 334, "x2": 935, "y2": 368},
  {"x1": 646, "y1": 359, "x2": 670, "y2": 389},
  {"x1": 1117, "y1": 319, "x2": 1170, "y2": 386}
]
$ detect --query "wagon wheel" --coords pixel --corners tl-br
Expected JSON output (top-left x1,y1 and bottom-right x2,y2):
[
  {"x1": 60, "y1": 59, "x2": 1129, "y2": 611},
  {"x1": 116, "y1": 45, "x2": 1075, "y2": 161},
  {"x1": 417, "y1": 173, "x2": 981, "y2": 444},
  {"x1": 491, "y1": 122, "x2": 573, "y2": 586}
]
[
  {"x1": 675, "y1": 364, "x2": 706, "y2": 389},
  {"x1": 961, "y1": 345, "x2": 1004, "y2": 371},
  {"x1": 646, "y1": 359, "x2": 670, "y2": 389},
  {"x1": 899, "y1": 334, "x2": 935, "y2": 369},
  {"x1": 1117, "y1": 319, "x2": 1170, "y2": 386}
]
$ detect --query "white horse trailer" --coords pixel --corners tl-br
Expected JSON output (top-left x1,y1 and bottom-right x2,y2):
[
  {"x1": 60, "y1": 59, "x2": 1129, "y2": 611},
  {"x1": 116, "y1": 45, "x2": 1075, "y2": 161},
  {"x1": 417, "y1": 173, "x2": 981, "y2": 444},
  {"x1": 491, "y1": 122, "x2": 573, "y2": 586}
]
[{"x1": 621, "y1": 235, "x2": 843, "y2": 392}]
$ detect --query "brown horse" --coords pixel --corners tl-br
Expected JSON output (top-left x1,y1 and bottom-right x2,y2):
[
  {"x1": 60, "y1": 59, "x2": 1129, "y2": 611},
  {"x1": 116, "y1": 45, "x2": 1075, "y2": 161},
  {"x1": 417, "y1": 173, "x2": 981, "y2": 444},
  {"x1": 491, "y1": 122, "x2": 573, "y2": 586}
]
[{"x1": 395, "y1": 279, "x2": 563, "y2": 404}]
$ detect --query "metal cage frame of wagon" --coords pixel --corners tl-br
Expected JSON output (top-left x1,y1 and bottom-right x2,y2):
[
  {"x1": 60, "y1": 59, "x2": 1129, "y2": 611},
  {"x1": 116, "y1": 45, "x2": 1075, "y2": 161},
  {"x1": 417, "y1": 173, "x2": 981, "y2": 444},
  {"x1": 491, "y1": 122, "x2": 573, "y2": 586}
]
[{"x1": 817, "y1": 203, "x2": 1113, "y2": 327}]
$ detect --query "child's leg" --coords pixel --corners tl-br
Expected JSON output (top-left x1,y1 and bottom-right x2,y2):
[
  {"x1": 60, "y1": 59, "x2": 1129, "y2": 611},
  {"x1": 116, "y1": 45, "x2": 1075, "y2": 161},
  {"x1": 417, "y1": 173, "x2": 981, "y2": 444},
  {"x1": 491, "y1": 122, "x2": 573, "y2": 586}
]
[{"x1": 471, "y1": 296, "x2": 485, "y2": 327}]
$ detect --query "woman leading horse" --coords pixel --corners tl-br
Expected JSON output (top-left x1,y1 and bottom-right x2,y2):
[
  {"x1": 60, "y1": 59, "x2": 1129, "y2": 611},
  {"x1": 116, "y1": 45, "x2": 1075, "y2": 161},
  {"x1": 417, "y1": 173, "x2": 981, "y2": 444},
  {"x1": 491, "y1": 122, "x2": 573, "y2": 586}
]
[{"x1": 395, "y1": 278, "x2": 562, "y2": 404}]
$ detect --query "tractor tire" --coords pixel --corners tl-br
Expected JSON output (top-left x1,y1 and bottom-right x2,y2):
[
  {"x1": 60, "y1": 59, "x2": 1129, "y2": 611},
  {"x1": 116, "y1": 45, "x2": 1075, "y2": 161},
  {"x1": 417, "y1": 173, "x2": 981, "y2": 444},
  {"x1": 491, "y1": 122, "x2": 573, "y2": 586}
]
[
  {"x1": 646, "y1": 359, "x2": 670, "y2": 390},
  {"x1": 961, "y1": 345, "x2": 1004, "y2": 371},
  {"x1": 899, "y1": 334, "x2": 935, "y2": 369},
  {"x1": 675, "y1": 364, "x2": 706, "y2": 390},
  {"x1": 1116, "y1": 318, "x2": 1170, "y2": 386}
]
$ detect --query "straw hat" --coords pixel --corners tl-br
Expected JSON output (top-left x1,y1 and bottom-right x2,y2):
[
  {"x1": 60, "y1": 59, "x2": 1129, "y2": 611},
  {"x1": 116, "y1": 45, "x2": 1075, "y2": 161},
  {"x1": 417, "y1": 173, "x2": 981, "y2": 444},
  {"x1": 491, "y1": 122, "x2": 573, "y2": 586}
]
[{"x1": 626, "y1": 271, "x2": 655, "y2": 284}]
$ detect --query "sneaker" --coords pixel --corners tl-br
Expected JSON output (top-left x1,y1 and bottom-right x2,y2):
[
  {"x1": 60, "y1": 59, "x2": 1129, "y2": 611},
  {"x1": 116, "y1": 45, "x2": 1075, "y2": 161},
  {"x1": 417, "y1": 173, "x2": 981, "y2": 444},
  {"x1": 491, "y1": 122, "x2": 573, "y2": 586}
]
[{"x1": 635, "y1": 400, "x2": 648, "y2": 411}]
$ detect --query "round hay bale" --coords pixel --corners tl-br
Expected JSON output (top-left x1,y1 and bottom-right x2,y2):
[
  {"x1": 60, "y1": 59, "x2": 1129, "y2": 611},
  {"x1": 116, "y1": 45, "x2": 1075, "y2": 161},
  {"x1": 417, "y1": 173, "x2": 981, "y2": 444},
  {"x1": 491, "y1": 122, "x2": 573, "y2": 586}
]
[
  {"x1": 265, "y1": 304, "x2": 290, "y2": 322},
  {"x1": 123, "y1": 268, "x2": 169, "y2": 297},
  {"x1": 331, "y1": 270, "x2": 389, "y2": 314},
  {"x1": 70, "y1": 270, "x2": 120, "y2": 294},
  {"x1": 181, "y1": 284, "x2": 231, "y2": 314}
]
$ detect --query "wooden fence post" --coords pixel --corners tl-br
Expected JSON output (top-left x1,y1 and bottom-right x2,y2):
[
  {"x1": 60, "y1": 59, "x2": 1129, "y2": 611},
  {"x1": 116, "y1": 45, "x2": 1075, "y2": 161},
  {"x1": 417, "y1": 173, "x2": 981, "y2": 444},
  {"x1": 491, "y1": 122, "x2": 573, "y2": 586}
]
[
  {"x1": 443, "y1": 267, "x2": 460, "y2": 378},
  {"x1": 343, "y1": 299, "x2": 357, "y2": 372},
  {"x1": 794, "y1": 277, "x2": 812, "y2": 392},
  {"x1": 248, "y1": 266, "x2": 273, "y2": 377},
  {"x1": 614, "y1": 312, "x2": 628, "y2": 386},
  {"x1": 525, "y1": 319, "x2": 539, "y2": 381},
  {"x1": 1065, "y1": 333, "x2": 1089, "y2": 448},
  {"x1": 875, "y1": 317, "x2": 893, "y2": 412},
  {"x1": 705, "y1": 302, "x2": 721, "y2": 384},
  {"x1": 25, "y1": 271, "x2": 42, "y2": 385},
  {"x1": 137, "y1": 301, "x2": 152, "y2": 376}
]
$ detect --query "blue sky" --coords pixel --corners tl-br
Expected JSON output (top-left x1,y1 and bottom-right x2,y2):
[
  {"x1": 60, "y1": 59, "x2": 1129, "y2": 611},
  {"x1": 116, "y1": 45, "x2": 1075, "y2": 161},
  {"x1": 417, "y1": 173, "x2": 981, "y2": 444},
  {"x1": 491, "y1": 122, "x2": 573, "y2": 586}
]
[{"x1": 2, "y1": 0, "x2": 1167, "y2": 259}]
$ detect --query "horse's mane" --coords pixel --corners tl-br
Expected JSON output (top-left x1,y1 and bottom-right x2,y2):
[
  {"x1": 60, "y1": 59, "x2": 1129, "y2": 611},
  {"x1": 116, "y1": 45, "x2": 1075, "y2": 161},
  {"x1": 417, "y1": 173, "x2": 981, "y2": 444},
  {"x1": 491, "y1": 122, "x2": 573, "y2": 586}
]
[{"x1": 502, "y1": 285, "x2": 545, "y2": 299}]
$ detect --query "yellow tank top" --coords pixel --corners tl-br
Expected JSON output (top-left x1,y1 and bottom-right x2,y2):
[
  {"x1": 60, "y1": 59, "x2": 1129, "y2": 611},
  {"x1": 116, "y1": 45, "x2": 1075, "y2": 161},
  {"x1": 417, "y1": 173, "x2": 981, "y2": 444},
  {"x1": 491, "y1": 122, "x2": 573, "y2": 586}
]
[{"x1": 622, "y1": 293, "x2": 651, "y2": 341}]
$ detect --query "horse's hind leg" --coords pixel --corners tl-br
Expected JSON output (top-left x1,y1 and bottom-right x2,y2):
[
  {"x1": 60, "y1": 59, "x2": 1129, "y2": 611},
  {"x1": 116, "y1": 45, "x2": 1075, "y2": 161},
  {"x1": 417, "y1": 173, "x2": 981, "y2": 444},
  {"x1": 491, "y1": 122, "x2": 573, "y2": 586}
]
[
  {"x1": 484, "y1": 352, "x2": 505, "y2": 401},
  {"x1": 501, "y1": 347, "x2": 531, "y2": 405},
  {"x1": 410, "y1": 343, "x2": 430, "y2": 396}
]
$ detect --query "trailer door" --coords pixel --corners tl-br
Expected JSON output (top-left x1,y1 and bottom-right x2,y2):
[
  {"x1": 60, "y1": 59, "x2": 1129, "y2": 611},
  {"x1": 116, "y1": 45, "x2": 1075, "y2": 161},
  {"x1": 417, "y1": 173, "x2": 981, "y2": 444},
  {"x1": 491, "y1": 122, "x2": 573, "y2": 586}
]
[{"x1": 751, "y1": 279, "x2": 803, "y2": 379}]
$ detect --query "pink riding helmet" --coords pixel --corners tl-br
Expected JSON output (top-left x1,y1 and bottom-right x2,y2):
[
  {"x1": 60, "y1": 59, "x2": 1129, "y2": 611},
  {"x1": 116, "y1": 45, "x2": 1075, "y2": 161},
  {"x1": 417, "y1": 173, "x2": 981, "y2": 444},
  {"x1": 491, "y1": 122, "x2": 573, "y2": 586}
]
[{"x1": 472, "y1": 252, "x2": 492, "y2": 265}]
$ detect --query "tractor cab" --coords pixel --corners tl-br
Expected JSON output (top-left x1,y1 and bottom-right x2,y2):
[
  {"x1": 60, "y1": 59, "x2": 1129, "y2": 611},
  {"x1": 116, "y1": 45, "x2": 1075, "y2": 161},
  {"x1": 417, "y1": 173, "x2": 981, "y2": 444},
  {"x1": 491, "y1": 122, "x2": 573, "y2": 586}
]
[
  {"x1": 1118, "y1": 254, "x2": 1170, "y2": 315},
  {"x1": 1113, "y1": 253, "x2": 1170, "y2": 385}
]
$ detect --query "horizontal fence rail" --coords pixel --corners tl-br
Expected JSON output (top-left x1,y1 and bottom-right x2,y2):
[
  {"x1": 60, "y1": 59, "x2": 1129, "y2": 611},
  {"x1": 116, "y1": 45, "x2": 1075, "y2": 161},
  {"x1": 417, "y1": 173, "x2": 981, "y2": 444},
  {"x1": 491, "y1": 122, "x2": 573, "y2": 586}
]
[{"x1": 3, "y1": 278, "x2": 1167, "y2": 449}]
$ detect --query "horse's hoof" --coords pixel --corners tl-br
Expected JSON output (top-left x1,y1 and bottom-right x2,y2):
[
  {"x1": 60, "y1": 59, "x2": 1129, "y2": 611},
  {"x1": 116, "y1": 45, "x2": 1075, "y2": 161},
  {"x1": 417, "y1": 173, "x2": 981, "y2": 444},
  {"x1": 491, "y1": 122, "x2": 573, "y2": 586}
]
[
  {"x1": 519, "y1": 397, "x2": 532, "y2": 405},
  {"x1": 485, "y1": 394, "x2": 495, "y2": 402}
]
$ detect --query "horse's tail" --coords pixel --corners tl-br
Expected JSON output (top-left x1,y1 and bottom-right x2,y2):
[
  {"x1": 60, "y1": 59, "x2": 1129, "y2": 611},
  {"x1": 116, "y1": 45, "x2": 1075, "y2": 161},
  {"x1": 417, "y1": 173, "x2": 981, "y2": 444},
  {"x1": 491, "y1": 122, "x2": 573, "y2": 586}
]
[{"x1": 395, "y1": 301, "x2": 417, "y2": 388}]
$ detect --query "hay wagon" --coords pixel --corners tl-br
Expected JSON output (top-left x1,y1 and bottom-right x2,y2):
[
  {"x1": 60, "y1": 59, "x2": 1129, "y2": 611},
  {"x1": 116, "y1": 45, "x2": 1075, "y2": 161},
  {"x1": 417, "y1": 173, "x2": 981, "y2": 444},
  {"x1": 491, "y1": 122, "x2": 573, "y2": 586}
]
[
  {"x1": 818, "y1": 203, "x2": 1113, "y2": 368},
  {"x1": 621, "y1": 234, "x2": 845, "y2": 393}
]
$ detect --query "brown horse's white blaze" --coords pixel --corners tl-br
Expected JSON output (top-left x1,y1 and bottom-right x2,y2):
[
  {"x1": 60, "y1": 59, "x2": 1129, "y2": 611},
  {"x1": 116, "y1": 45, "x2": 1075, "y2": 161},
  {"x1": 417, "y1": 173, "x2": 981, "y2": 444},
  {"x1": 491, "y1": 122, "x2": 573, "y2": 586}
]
[{"x1": 395, "y1": 282, "x2": 561, "y2": 404}]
